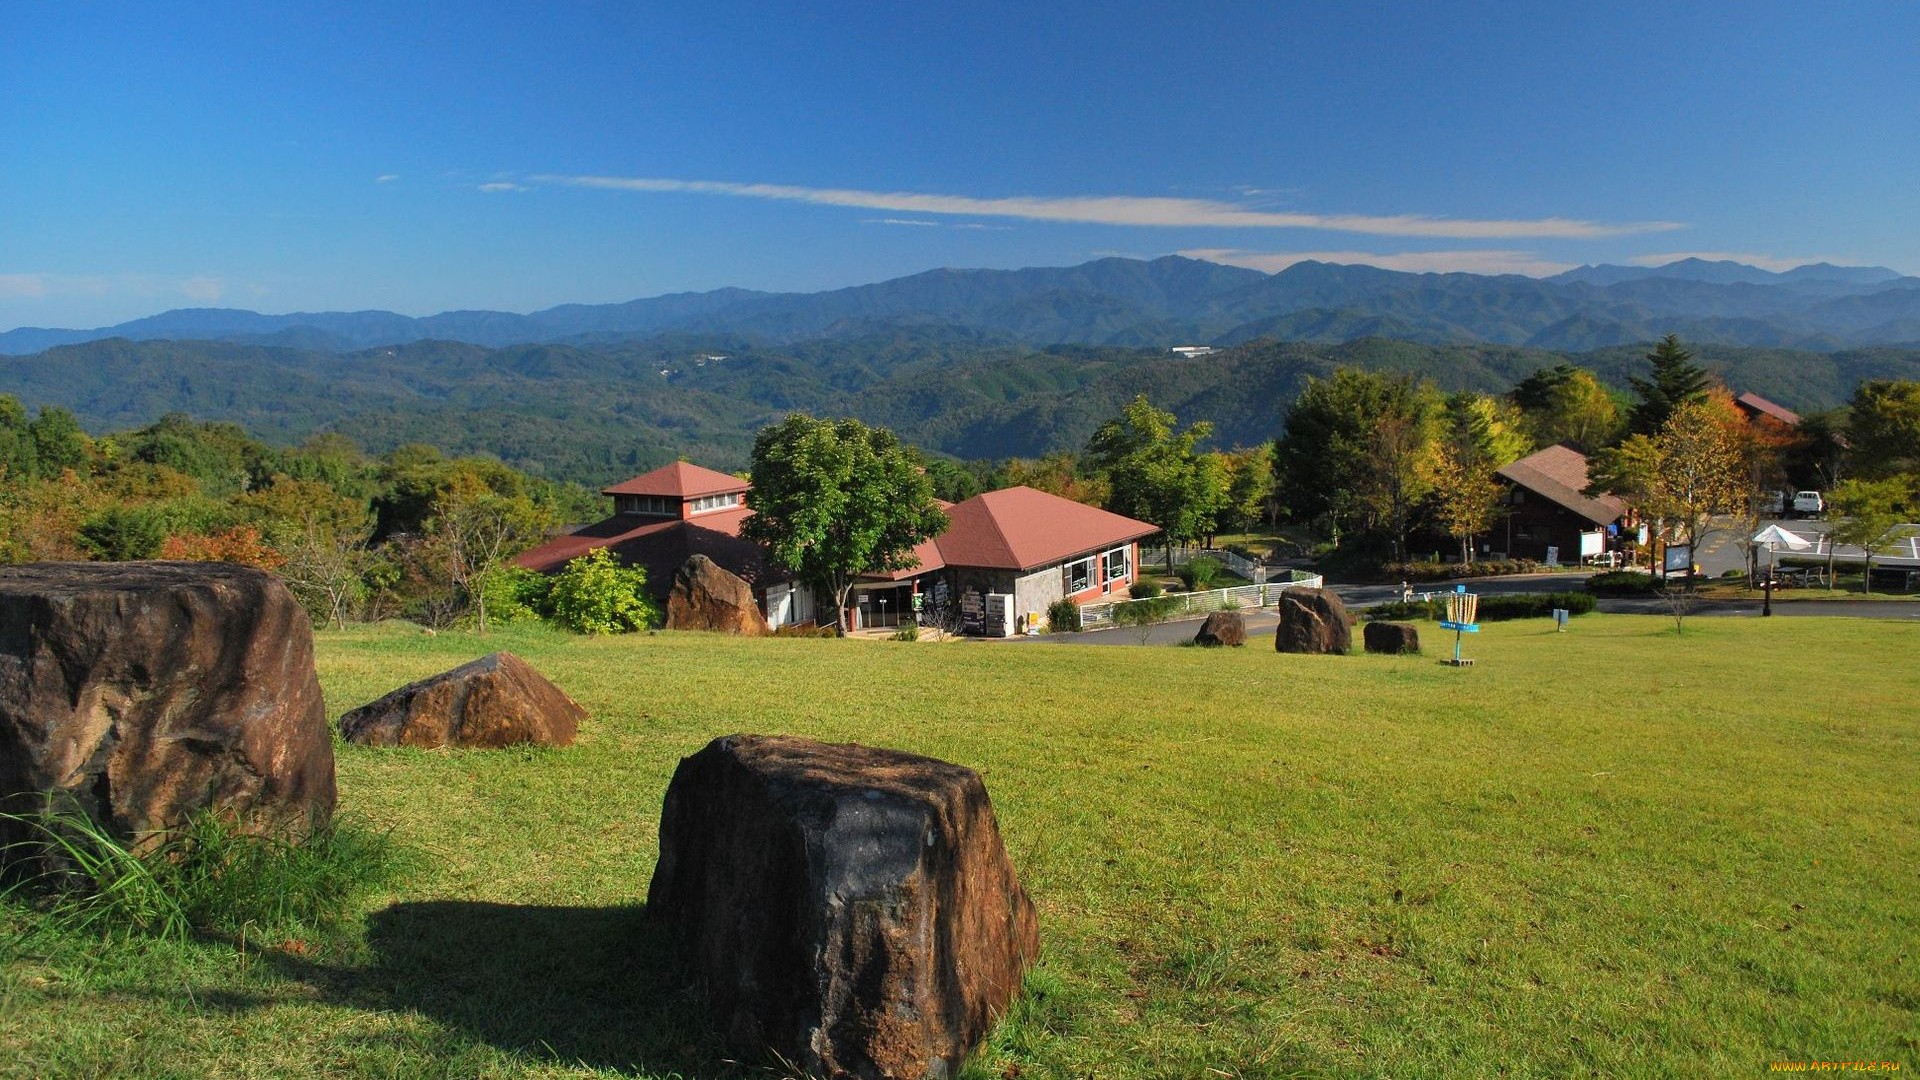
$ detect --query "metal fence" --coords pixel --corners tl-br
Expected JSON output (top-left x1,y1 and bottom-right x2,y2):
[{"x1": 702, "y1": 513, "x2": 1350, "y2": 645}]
[
  {"x1": 1137, "y1": 545, "x2": 1271, "y2": 582},
  {"x1": 1079, "y1": 571, "x2": 1324, "y2": 629}
]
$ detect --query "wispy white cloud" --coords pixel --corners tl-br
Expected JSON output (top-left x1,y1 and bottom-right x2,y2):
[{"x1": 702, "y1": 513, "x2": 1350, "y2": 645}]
[
  {"x1": 0, "y1": 274, "x2": 51, "y2": 298},
  {"x1": 530, "y1": 174, "x2": 1683, "y2": 240},
  {"x1": 1627, "y1": 251, "x2": 1838, "y2": 272},
  {"x1": 865, "y1": 218, "x2": 942, "y2": 227},
  {"x1": 1182, "y1": 248, "x2": 1579, "y2": 277},
  {"x1": 180, "y1": 276, "x2": 225, "y2": 303},
  {"x1": 478, "y1": 182, "x2": 531, "y2": 193},
  {"x1": 375, "y1": 174, "x2": 400, "y2": 184}
]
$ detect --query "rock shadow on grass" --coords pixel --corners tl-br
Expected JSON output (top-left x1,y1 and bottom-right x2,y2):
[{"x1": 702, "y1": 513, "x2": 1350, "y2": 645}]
[{"x1": 274, "y1": 900, "x2": 740, "y2": 1077}]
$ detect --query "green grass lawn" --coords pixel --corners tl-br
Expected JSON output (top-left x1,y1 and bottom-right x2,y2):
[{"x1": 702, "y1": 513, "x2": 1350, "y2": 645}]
[{"x1": 5, "y1": 616, "x2": 1918, "y2": 1078}]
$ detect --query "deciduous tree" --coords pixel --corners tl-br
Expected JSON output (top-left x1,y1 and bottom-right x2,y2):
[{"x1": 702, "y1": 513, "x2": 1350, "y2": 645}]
[
  {"x1": 1826, "y1": 477, "x2": 1915, "y2": 594},
  {"x1": 740, "y1": 413, "x2": 948, "y2": 634},
  {"x1": 1085, "y1": 395, "x2": 1228, "y2": 564}
]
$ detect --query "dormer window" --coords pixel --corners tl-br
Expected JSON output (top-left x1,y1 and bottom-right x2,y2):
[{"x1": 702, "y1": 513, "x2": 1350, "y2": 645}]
[
  {"x1": 618, "y1": 495, "x2": 677, "y2": 516},
  {"x1": 688, "y1": 492, "x2": 744, "y2": 514}
]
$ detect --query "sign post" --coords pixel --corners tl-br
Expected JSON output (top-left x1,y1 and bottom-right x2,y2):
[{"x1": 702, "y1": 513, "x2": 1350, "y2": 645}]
[{"x1": 1438, "y1": 584, "x2": 1480, "y2": 667}]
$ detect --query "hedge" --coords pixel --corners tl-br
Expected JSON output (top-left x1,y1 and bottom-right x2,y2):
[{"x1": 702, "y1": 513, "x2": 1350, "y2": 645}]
[{"x1": 1365, "y1": 591, "x2": 1595, "y2": 622}]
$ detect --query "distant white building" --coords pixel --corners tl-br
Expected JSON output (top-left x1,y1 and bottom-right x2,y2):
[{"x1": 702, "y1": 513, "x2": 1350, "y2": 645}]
[{"x1": 1169, "y1": 345, "x2": 1214, "y2": 358}]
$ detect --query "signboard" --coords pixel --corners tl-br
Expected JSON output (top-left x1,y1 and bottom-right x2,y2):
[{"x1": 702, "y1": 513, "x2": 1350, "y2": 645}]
[
  {"x1": 1664, "y1": 544, "x2": 1692, "y2": 573},
  {"x1": 1579, "y1": 530, "x2": 1604, "y2": 557},
  {"x1": 1545, "y1": 545, "x2": 1559, "y2": 567}
]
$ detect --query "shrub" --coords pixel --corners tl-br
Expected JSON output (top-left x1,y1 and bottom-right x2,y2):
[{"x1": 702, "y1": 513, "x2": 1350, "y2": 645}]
[
  {"x1": 0, "y1": 804, "x2": 401, "y2": 942},
  {"x1": 77, "y1": 507, "x2": 166, "y2": 561},
  {"x1": 890, "y1": 624, "x2": 920, "y2": 641},
  {"x1": 1586, "y1": 570, "x2": 1660, "y2": 596},
  {"x1": 1129, "y1": 579, "x2": 1164, "y2": 599},
  {"x1": 1177, "y1": 557, "x2": 1223, "y2": 591},
  {"x1": 477, "y1": 565, "x2": 551, "y2": 625},
  {"x1": 547, "y1": 548, "x2": 657, "y2": 634},
  {"x1": 1365, "y1": 591, "x2": 1596, "y2": 623},
  {"x1": 1382, "y1": 559, "x2": 1544, "y2": 582},
  {"x1": 1046, "y1": 599, "x2": 1082, "y2": 633}
]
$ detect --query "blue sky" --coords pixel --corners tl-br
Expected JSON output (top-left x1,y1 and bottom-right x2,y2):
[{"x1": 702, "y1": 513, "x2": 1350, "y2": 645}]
[{"x1": 4, "y1": 2, "x2": 1917, "y2": 328}]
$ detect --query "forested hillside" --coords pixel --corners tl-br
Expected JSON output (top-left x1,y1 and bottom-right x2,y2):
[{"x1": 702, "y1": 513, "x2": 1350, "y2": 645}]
[{"x1": 6, "y1": 331, "x2": 1919, "y2": 485}]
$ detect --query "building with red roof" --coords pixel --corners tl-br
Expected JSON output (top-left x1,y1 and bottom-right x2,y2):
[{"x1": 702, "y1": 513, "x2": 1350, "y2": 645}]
[
  {"x1": 1732, "y1": 391, "x2": 1802, "y2": 428},
  {"x1": 516, "y1": 462, "x2": 1158, "y2": 635}
]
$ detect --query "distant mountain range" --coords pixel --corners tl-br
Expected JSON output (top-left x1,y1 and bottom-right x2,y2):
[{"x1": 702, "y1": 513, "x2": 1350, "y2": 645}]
[{"x1": 6, "y1": 255, "x2": 1919, "y2": 356}]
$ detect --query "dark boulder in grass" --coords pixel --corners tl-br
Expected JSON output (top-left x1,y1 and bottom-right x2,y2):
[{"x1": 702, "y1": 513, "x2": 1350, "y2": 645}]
[
  {"x1": 338, "y1": 651, "x2": 583, "y2": 749},
  {"x1": 1275, "y1": 587, "x2": 1352, "y2": 655},
  {"x1": 1193, "y1": 610, "x2": 1248, "y2": 647},
  {"x1": 1364, "y1": 620, "x2": 1421, "y2": 655},
  {"x1": 665, "y1": 554, "x2": 770, "y2": 636},
  {"x1": 0, "y1": 562, "x2": 336, "y2": 856},
  {"x1": 648, "y1": 734, "x2": 1039, "y2": 1080}
]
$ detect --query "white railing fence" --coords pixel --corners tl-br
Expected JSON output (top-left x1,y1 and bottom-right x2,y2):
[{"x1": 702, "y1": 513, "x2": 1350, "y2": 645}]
[
  {"x1": 1137, "y1": 545, "x2": 1270, "y2": 582},
  {"x1": 1078, "y1": 572, "x2": 1324, "y2": 629},
  {"x1": 1798, "y1": 527, "x2": 1920, "y2": 564}
]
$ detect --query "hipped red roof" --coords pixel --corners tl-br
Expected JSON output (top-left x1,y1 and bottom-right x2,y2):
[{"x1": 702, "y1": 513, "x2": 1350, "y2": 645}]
[
  {"x1": 602, "y1": 461, "x2": 748, "y2": 498},
  {"x1": 932, "y1": 486, "x2": 1157, "y2": 572}
]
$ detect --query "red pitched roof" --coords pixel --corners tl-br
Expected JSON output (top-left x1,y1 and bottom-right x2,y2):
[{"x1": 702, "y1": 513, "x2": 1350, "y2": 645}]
[
  {"x1": 933, "y1": 487, "x2": 1157, "y2": 572},
  {"x1": 601, "y1": 461, "x2": 748, "y2": 498},
  {"x1": 1734, "y1": 392, "x2": 1802, "y2": 427},
  {"x1": 513, "y1": 507, "x2": 765, "y2": 598},
  {"x1": 1496, "y1": 445, "x2": 1625, "y2": 527}
]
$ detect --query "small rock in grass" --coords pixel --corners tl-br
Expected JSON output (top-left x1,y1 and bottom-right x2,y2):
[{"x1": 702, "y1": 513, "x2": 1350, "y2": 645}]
[{"x1": 337, "y1": 651, "x2": 583, "y2": 749}]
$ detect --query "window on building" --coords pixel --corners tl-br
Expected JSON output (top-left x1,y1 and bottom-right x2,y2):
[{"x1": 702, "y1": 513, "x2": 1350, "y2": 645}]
[
  {"x1": 619, "y1": 495, "x2": 675, "y2": 516},
  {"x1": 1064, "y1": 556, "x2": 1094, "y2": 594},
  {"x1": 689, "y1": 492, "x2": 742, "y2": 513},
  {"x1": 1101, "y1": 545, "x2": 1131, "y2": 583}
]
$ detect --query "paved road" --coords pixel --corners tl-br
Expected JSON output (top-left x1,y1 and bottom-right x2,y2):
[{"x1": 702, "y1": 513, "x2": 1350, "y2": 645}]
[{"x1": 1021, "y1": 572, "x2": 1920, "y2": 646}]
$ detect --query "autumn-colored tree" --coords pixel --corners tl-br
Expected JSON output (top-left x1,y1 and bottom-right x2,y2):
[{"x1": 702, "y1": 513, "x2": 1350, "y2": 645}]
[
  {"x1": 997, "y1": 452, "x2": 1109, "y2": 507},
  {"x1": 160, "y1": 525, "x2": 287, "y2": 569},
  {"x1": 1423, "y1": 442, "x2": 1505, "y2": 564},
  {"x1": 1509, "y1": 364, "x2": 1623, "y2": 452},
  {"x1": 1588, "y1": 396, "x2": 1746, "y2": 584}
]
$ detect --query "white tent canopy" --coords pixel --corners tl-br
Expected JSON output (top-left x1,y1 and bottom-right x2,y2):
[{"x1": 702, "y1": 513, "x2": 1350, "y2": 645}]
[{"x1": 1752, "y1": 525, "x2": 1812, "y2": 550}]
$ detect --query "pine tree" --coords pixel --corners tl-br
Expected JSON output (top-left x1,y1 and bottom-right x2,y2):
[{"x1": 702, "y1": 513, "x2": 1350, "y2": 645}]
[{"x1": 1627, "y1": 335, "x2": 1711, "y2": 435}]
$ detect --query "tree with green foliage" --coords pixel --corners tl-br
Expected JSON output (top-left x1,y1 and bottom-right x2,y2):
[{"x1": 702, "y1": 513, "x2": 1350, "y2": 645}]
[
  {"x1": 1826, "y1": 478, "x2": 1915, "y2": 594},
  {"x1": 1442, "y1": 392, "x2": 1531, "y2": 468},
  {"x1": 28, "y1": 406, "x2": 90, "y2": 476},
  {"x1": 1628, "y1": 335, "x2": 1712, "y2": 436},
  {"x1": 0, "y1": 395, "x2": 39, "y2": 480},
  {"x1": 1275, "y1": 369, "x2": 1443, "y2": 551},
  {"x1": 547, "y1": 548, "x2": 656, "y2": 633},
  {"x1": 1846, "y1": 379, "x2": 1920, "y2": 478},
  {"x1": 740, "y1": 413, "x2": 948, "y2": 634},
  {"x1": 1216, "y1": 444, "x2": 1278, "y2": 534},
  {"x1": 1509, "y1": 364, "x2": 1623, "y2": 452},
  {"x1": 77, "y1": 506, "x2": 166, "y2": 561},
  {"x1": 1086, "y1": 395, "x2": 1228, "y2": 566}
]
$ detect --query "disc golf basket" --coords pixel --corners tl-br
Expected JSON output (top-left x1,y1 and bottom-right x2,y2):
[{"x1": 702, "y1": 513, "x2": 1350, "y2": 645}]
[{"x1": 1438, "y1": 584, "x2": 1479, "y2": 667}]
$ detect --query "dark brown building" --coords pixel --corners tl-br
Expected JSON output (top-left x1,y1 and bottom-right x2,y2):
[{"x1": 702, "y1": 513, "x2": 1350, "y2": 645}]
[{"x1": 1493, "y1": 445, "x2": 1626, "y2": 565}]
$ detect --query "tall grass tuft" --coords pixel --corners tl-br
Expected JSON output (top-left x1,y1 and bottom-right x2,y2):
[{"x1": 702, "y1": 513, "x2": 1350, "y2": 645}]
[{"x1": 0, "y1": 803, "x2": 402, "y2": 943}]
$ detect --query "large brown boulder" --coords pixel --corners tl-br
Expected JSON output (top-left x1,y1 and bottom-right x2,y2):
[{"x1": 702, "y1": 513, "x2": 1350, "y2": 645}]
[
  {"x1": 665, "y1": 554, "x2": 770, "y2": 636},
  {"x1": 1193, "y1": 610, "x2": 1247, "y2": 647},
  {"x1": 648, "y1": 735, "x2": 1039, "y2": 1080},
  {"x1": 1275, "y1": 587, "x2": 1352, "y2": 655},
  {"x1": 338, "y1": 651, "x2": 583, "y2": 749},
  {"x1": 0, "y1": 562, "x2": 336, "y2": 856},
  {"x1": 1364, "y1": 620, "x2": 1422, "y2": 655}
]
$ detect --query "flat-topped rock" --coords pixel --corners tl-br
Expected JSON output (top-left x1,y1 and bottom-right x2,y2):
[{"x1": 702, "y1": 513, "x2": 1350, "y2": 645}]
[
  {"x1": 648, "y1": 734, "x2": 1039, "y2": 1080},
  {"x1": 1364, "y1": 620, "x2": 1421, "y2": 655},
  {"x1": 1275, "y1": 587, "x2": 1352, "y2": 655},
  {"x1": 0, "y1": 562, "x2": 336, "y2": 856},
  {"x1": 338, "y1": 650, "x2": 583, "y2": 749}
]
